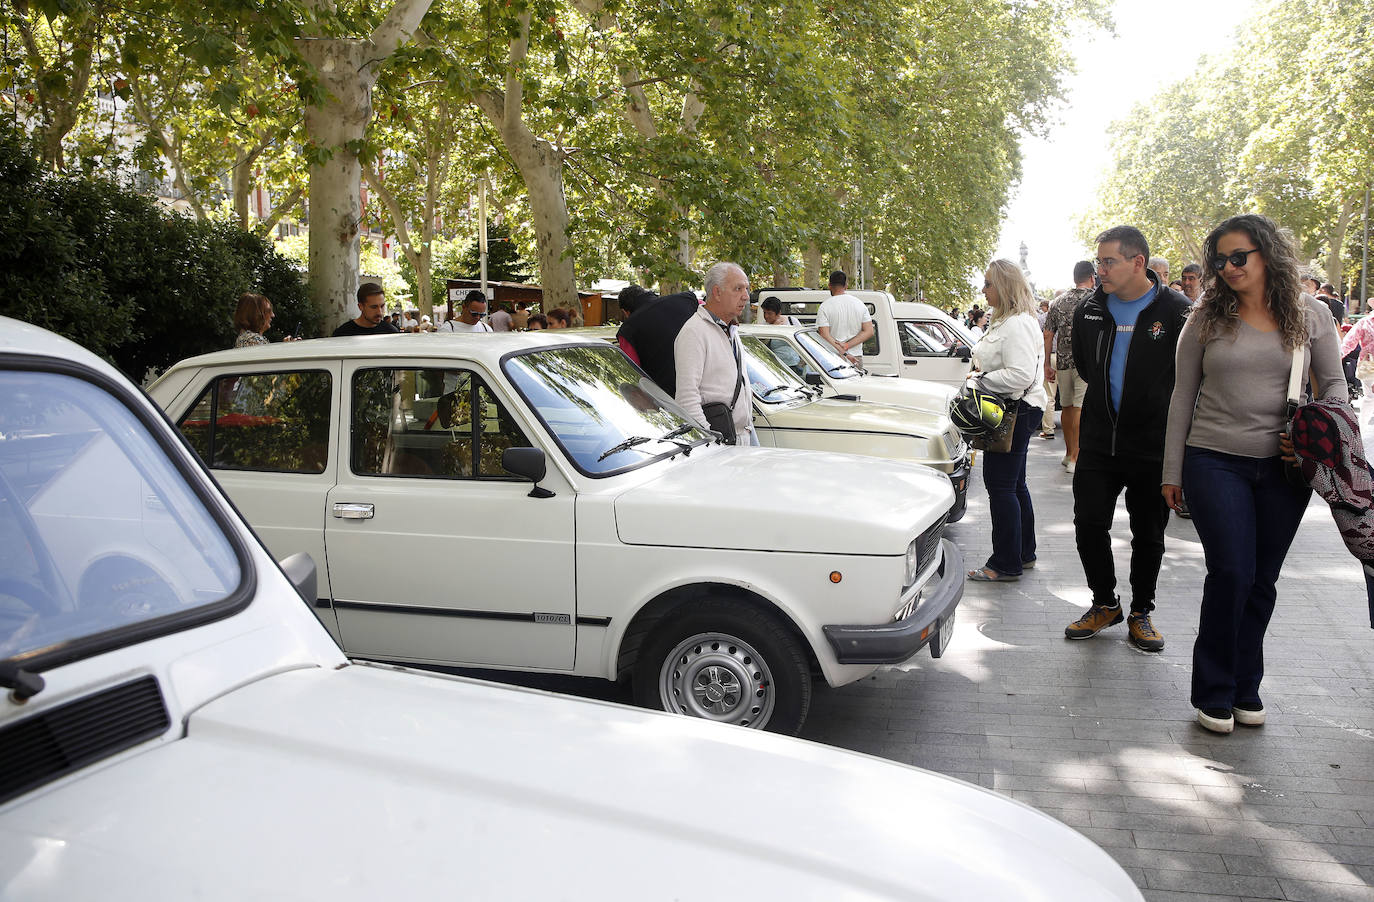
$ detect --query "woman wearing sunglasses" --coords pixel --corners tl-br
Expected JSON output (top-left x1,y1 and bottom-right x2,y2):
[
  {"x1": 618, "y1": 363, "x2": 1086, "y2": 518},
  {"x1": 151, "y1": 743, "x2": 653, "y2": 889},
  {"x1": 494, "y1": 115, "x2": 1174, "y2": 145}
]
[{"x1": 1162, "y1": 213, "x2": 1345, "y2": 735}]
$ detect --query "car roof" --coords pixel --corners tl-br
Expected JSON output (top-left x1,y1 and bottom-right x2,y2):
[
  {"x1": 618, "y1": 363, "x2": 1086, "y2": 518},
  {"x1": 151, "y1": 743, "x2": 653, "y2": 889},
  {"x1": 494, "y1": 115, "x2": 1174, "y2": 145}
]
[
  {"x1": 0, "y1": 316, "x2": 123, "y2": 378},
  {"x1": 163, "y1": 331, "x2": 608, "y2": 374}
]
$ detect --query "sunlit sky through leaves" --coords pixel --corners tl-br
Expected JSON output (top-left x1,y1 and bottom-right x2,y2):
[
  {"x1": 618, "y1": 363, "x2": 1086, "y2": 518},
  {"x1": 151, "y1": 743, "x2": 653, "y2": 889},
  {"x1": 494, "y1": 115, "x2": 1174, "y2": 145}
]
[{"x1": 991, "y1": 0, "x2": 1256, "y2": 294}]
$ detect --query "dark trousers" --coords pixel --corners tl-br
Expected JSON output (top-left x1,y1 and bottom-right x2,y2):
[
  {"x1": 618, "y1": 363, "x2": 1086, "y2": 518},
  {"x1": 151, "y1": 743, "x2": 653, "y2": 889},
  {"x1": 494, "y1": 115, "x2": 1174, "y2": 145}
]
[
  {"x1": 1072, "y1": 450, "x2": 1169, "y2": 612},
  {"x1": 1183, "y1": 447, "x2": 1310, "y2": 710},
  {"x1": 982, "y1": 401, "x2": 1039, "y2": 576}
]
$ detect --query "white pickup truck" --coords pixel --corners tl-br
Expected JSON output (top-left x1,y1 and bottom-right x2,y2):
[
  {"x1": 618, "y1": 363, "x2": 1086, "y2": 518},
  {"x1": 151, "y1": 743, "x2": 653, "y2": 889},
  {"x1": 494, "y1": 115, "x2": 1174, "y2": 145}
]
[{"x1": 756, "y1": 288, "x2": 977, "y2": 385}]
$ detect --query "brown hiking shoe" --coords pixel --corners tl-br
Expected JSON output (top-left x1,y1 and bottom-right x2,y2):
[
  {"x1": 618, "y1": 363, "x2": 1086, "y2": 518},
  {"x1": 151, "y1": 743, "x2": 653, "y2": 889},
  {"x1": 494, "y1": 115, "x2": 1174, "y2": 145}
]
[
  {"x1": 1127, "y1": 612, "x2": 1165, "y2": 652},
  {"x1": 1064, "y1": 603, "x2": 1123, "y2": 639}
]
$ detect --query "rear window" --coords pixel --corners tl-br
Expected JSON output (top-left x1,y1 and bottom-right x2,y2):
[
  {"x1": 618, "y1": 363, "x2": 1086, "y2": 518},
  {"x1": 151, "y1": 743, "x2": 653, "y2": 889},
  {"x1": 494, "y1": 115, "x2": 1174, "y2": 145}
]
[
  {"x1": 178, "y1": 371, "x2": 332, "y2": 473},
  {"x1": 0, "y1": 369, "x2": 244, "y2": 666}
]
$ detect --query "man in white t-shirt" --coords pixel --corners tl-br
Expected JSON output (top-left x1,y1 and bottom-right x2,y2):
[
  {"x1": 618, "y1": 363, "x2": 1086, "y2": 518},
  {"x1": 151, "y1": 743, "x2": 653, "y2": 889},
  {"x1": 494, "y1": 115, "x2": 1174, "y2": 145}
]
[
  {"x1": 439, "y1": 291, "x2": 493, "y2": 333},
  {"x1": 816, "y1": 271, "x2": 873, "y2": 363}
]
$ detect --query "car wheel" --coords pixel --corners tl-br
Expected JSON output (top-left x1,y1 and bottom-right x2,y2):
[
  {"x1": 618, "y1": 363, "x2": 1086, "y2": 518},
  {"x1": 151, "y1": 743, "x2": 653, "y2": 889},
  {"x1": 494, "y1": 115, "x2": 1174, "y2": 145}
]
[{"x1": 633, "y1": 599, "x2": 811, "y2": 735}]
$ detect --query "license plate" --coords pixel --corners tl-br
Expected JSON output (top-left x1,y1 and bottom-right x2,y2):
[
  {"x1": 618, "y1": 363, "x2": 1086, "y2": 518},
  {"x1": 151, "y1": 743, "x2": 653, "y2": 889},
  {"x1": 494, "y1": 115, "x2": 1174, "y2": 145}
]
[{"x1": 931, "y1": 610, "x2": 955, "y2": 658}]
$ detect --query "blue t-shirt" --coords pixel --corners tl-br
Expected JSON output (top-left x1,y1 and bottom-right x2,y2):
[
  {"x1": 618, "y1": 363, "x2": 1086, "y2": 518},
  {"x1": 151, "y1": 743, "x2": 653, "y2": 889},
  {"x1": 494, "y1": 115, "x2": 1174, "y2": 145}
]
[{"x1": 1105, "y1": 285, "x2": 1157, "y2": 412}]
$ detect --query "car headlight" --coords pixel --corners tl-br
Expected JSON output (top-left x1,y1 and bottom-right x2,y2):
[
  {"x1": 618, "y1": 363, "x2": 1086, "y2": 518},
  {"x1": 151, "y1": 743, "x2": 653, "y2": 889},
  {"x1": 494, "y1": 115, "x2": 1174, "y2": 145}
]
[{"x1": 904, "y1": 538, "x2": 920, "y2": 589}]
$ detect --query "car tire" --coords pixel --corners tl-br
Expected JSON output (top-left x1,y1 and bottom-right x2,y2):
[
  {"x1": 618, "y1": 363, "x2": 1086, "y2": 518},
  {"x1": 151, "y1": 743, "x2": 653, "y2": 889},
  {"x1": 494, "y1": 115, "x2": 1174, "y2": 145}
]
[{"x1": 633, "y1": 598, "x2": 811, "y2": 736}]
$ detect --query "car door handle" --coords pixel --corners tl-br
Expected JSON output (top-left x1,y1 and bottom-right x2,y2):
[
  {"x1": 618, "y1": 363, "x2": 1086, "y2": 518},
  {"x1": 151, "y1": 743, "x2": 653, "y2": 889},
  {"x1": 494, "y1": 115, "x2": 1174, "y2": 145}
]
[
  {"x1": 332, "y1": 502, "x2": 375, "y2": 520},
  {"x1": 903, "y1": 359, "x2": 920, "y2": 364}
]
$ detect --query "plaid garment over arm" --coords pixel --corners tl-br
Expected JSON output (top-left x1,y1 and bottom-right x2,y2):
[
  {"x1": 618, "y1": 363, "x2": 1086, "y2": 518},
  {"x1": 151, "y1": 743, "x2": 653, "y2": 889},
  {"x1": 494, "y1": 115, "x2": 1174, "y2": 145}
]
[{"x1": 1290, "y1": 398, "x2": 1374, "y2": 625}]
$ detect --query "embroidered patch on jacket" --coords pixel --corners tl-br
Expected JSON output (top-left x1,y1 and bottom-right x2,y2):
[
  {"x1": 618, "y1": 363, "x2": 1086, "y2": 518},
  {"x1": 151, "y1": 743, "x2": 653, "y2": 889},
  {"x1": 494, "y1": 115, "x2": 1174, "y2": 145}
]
[{"x1": 1149, "y1": 321, "x2": 1164, "y2": 339}]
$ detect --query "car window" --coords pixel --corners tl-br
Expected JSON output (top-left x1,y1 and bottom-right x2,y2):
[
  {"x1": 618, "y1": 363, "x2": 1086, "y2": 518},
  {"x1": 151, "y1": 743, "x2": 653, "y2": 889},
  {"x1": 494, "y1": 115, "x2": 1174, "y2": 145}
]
[
  {"x1": 897, "y1": 322, "x2": 944, "y2": 356},
  {"x1": 178, "y1": 371, "x2": 332, "y2": 473},
  {"x1": 741, "y1": 336, "x2": 809, "y2": 404},
  {"x1": 796, "y1": 330, "x2": 861, "y2": 379},
  {"x1": 503, "y1": 344, "x2": 711, "y2": 477},
  {"x1": 351, "y1": 368, "x2": 533, "y2": 479},
  {"x1": 760, "y1": 338, "x2": 817, "y2": 381},
  {"x1": 0, "y1": 370, "x2": 243, "y2": 664},
  {"x1": 905, "y1": 320, "x2": 961, "y2": 351}
]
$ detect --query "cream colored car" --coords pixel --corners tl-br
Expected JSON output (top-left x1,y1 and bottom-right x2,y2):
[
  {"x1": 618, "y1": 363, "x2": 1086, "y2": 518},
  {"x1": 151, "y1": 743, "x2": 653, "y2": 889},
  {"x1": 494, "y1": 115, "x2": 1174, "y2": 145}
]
[{"x1": 738, "y1": 335, "x2": 970, "y2": 521}]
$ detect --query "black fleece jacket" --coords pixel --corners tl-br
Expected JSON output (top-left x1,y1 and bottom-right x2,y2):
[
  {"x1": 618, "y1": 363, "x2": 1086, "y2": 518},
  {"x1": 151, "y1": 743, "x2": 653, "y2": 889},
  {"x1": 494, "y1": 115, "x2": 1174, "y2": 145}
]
[{"x1": 1071, "y1": 271, "x2": 1192, "y2": 463}]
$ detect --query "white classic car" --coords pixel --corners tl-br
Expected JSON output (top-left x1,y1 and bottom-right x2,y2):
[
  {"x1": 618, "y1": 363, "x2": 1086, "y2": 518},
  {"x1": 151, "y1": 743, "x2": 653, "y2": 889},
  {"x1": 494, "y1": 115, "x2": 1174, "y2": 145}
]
[
  {"x1": 149, "y1": 332, "x2": 963, "y2": 735},
  {"x1": 756, "y1": 289, "x2": 976, "y2": 385},
  {"x1": 0, "y1": 317, "x2": 1146, "y2": 900}
]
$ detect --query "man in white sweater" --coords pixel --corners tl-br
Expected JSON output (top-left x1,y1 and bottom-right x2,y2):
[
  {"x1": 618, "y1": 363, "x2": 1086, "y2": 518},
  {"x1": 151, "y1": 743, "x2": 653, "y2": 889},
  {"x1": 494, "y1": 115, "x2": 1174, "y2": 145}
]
[{"x1": 674, "y1": 262, "x2": 755, "y2": 445}]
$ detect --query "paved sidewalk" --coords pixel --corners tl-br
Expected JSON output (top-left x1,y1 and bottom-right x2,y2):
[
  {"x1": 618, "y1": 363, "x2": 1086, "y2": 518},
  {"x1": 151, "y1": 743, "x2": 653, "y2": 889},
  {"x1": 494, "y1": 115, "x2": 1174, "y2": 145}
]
[{"x1": 800, "y1": 424, "x2": 1374, "y2": 901}]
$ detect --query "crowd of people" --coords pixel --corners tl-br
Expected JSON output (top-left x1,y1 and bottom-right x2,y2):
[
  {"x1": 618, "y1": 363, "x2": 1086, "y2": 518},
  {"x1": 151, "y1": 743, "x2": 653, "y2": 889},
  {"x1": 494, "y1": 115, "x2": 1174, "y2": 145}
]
[{"x1": 963, "y1": 215, "x2": 1369, "y2": 735}]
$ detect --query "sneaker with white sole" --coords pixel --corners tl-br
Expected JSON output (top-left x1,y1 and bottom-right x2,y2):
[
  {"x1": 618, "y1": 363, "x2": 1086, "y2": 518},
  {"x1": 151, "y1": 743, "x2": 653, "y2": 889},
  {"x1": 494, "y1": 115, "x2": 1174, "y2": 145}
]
[
  {"x1": 1232, "y1": 701, "x2": 1265, "y2": 726},
  {"x1": 1197, "y1": 708, "x2": 1234, "y2": 734}
]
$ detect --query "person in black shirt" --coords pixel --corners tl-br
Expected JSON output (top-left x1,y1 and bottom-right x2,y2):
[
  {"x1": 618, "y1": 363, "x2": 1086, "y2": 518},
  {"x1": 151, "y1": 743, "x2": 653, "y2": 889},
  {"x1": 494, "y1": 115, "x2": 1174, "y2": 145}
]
[{"x1": 333, "y1": 282, "x2": 401, "y2": 336}]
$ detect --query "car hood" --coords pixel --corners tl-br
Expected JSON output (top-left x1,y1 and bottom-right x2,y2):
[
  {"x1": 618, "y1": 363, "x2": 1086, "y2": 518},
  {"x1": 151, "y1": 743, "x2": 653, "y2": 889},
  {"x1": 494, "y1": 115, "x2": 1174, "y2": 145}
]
[
  {"x1": 838, "y1": 376, "x2": 956, "y2": 415},
  {"x1": 613, "y1": 446, "x2": 951, "y2": 555},
  {"x1": 0, "y1": 665, "x2": 1141, "y2": 902},
  {"x1": 760, "y1": 396, "x2": 951, "y2": 438}
]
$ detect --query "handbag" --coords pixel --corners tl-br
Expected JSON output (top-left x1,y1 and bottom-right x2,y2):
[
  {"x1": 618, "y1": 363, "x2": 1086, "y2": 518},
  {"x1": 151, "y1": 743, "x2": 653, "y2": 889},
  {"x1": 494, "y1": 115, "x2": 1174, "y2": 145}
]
[
  {"x1": 701, "y1": 336, "x2": 746, "y2": 445},
  {"x1": 1283, "y1": 346, "x2": 1308, "y2": 488},
  {"x1": 971, "y1": 402, "x2": 1018, "y2": 453}
]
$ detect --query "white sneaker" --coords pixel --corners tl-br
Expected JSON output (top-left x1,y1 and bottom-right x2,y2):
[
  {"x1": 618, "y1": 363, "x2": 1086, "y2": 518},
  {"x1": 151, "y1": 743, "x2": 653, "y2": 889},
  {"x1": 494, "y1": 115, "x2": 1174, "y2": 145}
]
[
  {"x1": 1060, "y1": 455, "x2": 1070, "y2": 468},
  {"x1": 1197, "y1": 708, "x2": 1234, "y2": 734},
  {"x1": 1232, "y1": 702, "x2": 1265, "y2": 726},
  {"x1": 1065, "y1": 460, "x2": 1076, "y2": 475}
]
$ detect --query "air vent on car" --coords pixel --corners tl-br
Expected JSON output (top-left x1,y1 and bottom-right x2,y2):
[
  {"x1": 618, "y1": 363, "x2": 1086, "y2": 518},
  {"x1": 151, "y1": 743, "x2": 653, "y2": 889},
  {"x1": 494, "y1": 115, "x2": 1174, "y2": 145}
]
[
  {"x1": 0, "y1": 675, "x2": 170, "y2": 805},
  {"x1": 915, "y1": 513, "x2": 948, "y2": 575}
]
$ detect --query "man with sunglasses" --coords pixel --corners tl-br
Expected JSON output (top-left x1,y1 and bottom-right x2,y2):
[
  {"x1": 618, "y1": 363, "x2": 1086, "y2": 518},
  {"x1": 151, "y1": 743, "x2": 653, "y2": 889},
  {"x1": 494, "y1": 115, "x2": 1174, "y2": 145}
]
[{"x1": 1064, "y1": 226, "x2": 1191, "y2": 652}]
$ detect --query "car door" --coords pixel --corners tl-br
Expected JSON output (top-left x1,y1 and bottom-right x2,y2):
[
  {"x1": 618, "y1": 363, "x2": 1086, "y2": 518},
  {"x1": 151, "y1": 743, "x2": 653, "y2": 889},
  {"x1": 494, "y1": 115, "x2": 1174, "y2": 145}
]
[
  {"x1": 896, "y1": 320, "x2": 970, "y2": 387},
  {"x1": 324, "y1": 360, "x2": 576, "y2": 670},
  {"x1": 171, "y1": 363, "x2": 344, "y2": 643}
]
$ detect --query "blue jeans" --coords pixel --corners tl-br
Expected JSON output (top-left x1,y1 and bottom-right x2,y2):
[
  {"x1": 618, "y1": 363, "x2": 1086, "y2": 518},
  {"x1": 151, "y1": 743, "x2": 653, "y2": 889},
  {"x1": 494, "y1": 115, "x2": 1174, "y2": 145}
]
[
  {"x1": 1183, "y1": 447, "x2": 1311, "y2": 710},
  {"x1": 982, "y1": 402, "x2": 1039, "y2": 576}
]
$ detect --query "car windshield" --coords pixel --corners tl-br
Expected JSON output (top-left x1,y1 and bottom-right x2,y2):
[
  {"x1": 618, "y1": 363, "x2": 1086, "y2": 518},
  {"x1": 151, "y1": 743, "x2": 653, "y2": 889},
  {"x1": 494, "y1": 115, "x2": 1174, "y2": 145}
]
[
  {"x1": 503, "y1": 344, "x2": 713, "y2": 476},
  {"x1": 796, "y1": 329, "x2": 862, "y2": 379},
  {"x1": 0, "y1": 370, "x2": 243, "y2": 666},
  {"x1": 741, "y1": 336, "x2": 811, "y2": 404}
]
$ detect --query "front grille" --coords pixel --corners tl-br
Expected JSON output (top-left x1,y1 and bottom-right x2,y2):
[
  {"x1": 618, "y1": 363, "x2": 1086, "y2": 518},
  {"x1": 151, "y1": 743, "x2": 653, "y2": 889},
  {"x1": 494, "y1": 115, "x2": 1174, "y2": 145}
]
[
  {"x1": 0, "y1": 675, "x2": 170, "y2": 804},
  {"x1": 915, "y1": 513, "x2": 947, "y2": 576},
  {"x1": 943, "y1": 428, "x2": 962, "y2": 458}
]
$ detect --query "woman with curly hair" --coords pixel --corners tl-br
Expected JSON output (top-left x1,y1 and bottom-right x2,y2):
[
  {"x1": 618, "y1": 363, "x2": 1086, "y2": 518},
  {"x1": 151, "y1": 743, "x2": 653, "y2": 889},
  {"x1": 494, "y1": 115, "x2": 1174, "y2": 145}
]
[
  {"x1": 1162, "y1": 214, "x2": 1346, "y2": 734},
  {"x1": 966, "y1": 258, "x2": 1046, "y2": 582}
]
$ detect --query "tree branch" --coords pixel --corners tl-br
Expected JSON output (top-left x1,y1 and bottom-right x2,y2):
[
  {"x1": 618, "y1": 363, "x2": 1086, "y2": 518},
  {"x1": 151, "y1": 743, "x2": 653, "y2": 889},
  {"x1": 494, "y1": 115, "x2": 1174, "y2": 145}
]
[{"x1": 370, "y1": 0, "x2": 435, "y2": 59}]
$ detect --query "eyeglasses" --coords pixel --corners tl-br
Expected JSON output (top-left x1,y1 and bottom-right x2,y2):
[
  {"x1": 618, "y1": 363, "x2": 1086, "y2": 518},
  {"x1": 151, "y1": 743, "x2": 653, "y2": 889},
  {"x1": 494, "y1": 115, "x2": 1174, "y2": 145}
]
[
  {"x1": 1210, "y1": 248, "x2": 1260, "y2": 271},
  {"x1": 1093, "y1": 255, "x2": 1138, "y2": 270}
]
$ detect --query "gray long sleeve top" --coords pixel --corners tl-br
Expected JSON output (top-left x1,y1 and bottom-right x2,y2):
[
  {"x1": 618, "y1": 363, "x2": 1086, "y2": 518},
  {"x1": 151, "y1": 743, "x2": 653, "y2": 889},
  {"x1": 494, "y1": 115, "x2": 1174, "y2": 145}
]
[{"x1": 1162, "y1": 295, "x2": 1347, "y2": 486}]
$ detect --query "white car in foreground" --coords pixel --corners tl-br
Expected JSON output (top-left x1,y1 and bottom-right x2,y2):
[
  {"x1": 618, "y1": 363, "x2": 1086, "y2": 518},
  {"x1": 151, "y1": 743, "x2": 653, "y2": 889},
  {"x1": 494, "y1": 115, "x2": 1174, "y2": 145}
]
[
  {"x1": 0, "y1": 317, "x2": 1144, "y2": 900},
  {"x1": 150, "y1": 332, "x2": 963, "y2": 735}
]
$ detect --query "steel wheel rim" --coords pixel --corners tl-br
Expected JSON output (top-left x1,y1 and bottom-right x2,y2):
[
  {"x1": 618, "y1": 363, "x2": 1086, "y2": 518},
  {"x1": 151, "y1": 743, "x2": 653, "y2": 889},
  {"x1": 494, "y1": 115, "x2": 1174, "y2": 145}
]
[{"x1": 658, "y1": 632, "x2": 775, "y2": 728}]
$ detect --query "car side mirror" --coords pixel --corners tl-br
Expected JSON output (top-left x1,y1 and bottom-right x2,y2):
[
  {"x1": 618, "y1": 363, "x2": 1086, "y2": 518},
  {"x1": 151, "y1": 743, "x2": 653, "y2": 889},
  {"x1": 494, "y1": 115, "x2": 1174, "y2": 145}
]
[
  {"x1": 279, "y1": 552, "x2": 318, "y2": 606},
  {"x1": 949, "y1": 345, "x2": 972, "y2": 361},
  {"x1": 804, "y1": 373, "x2": 823, "y2": 386},
  {"x1": 503, "y1": 447, "x2": 555, "y2": 498}
]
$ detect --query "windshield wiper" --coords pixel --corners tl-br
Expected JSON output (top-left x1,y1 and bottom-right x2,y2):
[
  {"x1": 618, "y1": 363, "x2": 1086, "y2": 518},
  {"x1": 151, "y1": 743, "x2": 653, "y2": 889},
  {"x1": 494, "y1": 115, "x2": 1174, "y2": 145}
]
[
  {"x1": 597, "y1": 424, "x2": 701, "y2": 462},
  {"x1": 759, "y1": 385, "x2": 794, "y2": 399},
  {"x1": 597, "y1": 435, "x2": 653, "y2": 461}
]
